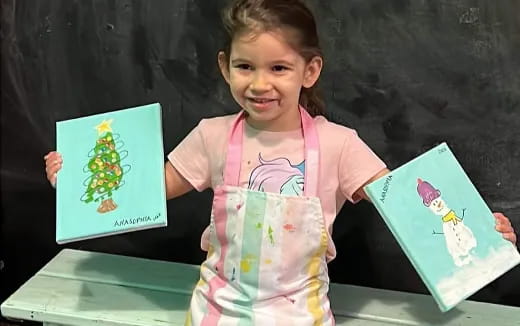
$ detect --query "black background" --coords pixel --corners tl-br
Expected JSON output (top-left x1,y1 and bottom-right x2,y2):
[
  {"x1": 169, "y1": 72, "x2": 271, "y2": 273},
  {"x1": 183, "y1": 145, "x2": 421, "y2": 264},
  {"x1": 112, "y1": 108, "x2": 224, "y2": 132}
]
[{"x1": 1, "y1": 0, "x2": 519, "y2": 316}]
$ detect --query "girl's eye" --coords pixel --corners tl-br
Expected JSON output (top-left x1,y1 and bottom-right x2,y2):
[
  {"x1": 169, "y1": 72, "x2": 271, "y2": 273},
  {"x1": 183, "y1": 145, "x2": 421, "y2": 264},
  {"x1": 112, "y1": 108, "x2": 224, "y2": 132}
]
[
  {"x1": 235, "y1": 64, "x2": 252, "y2": 70},
  {"x1": 272, "y1": 65, "x2": 288, "y2": 72}
]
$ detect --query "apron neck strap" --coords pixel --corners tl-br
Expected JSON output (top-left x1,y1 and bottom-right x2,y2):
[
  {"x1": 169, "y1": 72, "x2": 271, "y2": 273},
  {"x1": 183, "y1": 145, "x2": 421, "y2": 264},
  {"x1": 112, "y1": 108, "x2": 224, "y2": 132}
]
[{"x1": 223, "y1": 106, "x2": 320, "y2": 197}]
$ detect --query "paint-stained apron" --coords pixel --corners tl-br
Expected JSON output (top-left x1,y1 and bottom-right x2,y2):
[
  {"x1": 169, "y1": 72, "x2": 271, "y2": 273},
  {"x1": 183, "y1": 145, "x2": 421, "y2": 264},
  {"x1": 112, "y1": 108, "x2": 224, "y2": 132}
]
[{"x1": 186, "y1": 108, "x2": 334, "y2": 326}]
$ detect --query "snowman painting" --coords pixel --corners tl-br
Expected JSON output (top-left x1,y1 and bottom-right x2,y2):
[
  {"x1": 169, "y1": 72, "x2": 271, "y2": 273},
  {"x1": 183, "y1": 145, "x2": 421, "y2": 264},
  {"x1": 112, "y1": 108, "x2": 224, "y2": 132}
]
[{"x1": 417, "y1": 178, "x2": 477, "y2": 267}]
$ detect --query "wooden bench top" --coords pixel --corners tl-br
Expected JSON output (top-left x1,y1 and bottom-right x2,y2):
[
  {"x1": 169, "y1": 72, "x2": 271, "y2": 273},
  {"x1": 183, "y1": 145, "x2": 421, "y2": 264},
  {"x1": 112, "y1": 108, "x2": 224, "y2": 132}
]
[{"x1": 2, "y1": 249, "x2": 519, "y2": 325}]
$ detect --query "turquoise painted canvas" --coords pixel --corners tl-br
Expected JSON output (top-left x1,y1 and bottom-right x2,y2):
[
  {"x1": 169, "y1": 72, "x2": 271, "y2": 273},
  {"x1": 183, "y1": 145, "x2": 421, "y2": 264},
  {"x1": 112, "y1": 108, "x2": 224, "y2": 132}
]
[
  {"x1": 364, "y1": 143, "x2": 520, "y2": 312},
  {"x1": 56, "y1": 103, "x2": 167, "y2": 243}
]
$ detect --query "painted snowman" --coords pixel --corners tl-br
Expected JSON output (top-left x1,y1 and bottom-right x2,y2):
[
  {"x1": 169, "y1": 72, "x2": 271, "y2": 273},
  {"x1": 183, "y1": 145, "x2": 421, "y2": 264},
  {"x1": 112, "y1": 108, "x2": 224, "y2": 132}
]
[{"x1": 417, "y1": 179, "x2": 477, "y2": 267}]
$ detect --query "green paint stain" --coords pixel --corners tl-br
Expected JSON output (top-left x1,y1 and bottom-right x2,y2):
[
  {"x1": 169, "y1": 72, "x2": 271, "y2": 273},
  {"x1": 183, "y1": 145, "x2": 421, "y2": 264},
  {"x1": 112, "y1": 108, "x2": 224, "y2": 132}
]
[
  {"x1": 256, "y1": 222, "x2": 263, "y2": 229},
  {"x1": 268, "y1": 225, "x2": 274, "y2": 244}
]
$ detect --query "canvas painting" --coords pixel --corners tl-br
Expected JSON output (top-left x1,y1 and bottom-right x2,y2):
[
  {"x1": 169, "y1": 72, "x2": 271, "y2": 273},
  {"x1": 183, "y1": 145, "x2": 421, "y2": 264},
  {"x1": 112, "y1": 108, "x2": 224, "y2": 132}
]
[{"x1": 56, "y1": 103, "x2": 167, "y2": 243}]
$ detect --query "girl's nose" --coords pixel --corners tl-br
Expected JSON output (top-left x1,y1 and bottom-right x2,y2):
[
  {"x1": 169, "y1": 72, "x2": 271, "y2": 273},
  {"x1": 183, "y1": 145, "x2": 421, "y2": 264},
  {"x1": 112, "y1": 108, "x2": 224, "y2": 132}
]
[{"x1": 249, "y1": 72, "x2": 272, "y2": 93}]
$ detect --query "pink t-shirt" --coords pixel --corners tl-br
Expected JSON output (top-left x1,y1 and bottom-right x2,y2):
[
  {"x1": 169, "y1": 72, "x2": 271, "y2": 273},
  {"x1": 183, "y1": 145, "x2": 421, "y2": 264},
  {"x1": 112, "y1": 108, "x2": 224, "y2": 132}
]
[{"x1": 168, "y1": 113, "x2": 386, "y2": 261}]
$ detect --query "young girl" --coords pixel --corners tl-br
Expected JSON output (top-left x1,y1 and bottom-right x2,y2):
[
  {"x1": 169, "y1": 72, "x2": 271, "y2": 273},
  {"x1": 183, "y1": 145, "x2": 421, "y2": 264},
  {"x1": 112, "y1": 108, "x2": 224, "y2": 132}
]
[{"x1": 44, "y1": 0, "x2": 517, "y2": 324}]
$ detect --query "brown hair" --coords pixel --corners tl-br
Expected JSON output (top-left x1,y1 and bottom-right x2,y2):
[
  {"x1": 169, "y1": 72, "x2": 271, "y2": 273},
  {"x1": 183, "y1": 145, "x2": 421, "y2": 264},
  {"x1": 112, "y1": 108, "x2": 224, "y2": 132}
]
[{"x1": 221, "y1": 0, "x2": 325, "y2": 116}]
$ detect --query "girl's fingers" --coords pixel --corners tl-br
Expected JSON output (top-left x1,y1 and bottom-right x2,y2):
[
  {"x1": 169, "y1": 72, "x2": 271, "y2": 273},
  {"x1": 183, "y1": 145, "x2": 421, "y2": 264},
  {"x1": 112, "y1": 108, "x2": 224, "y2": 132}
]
[
  {"x1": 44, "y1": 152, "x2": 62, "y2": 163},
  {"x1": 493, "y1": 212, "x2": 507, "y2": 221},
  {"x1": 46, "y1": 161, "x2": 62, "y2": 184},
  {"x1": 48, "y1": 163, "x2": 62, "y2": 175},
  {"x1": 503, "y1": 232, "x2": 517, "y2": 244},
  {"x1": 494, "y1": 212, "x2": 512, "y2": 227},
  {"x1": 496, "y1": 218, "x2": 512, "y2": 229},
  {"x1": 44, "y1": 152, "x2": 61, "y2": 187},
  {"x1": 44, "y1": 151, "x2": 57, "y2": 160},
  {"x1": 494, "y1": 217, "x2": 517, "y2": 244},
  {"x1": 45, "y1": 161, "x2": 61, "y2": 174},
  {"x1": 46, "y1": 157, "x2": 63, "y2": 169},
  {"x1": 495, "y1": 223, "x2": 514, "y2": 233},
  {"x1": 49, "y1": 173, "x2": 57, "y2": 186},
  {"x1": 44, "y1": 152, "x2": 53, "y2": 160}
]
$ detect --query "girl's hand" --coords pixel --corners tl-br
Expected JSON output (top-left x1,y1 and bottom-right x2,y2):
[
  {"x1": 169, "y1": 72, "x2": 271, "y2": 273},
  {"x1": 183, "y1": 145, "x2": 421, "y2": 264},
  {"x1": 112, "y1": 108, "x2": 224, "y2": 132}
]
[
  {"x1": 494, "y1": 212, "x2": 517, "y2": 245},
  {"x1": 44, "y1": 151, "x2": 62, "y2": 188}
]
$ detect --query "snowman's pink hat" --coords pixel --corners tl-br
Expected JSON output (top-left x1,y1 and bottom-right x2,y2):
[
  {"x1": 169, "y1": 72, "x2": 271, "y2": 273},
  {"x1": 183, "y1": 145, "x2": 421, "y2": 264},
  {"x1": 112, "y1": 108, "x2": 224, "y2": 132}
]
[{"x1": 417, "y1": 178, "x2": 441, "y2": 207}]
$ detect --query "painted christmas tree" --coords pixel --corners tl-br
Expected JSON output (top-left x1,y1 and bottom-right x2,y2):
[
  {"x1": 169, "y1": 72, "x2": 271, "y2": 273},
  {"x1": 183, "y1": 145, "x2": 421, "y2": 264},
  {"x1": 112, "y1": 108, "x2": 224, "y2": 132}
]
[{"x1": 81, "y1": 119, "x2": 125, "y2": 213}]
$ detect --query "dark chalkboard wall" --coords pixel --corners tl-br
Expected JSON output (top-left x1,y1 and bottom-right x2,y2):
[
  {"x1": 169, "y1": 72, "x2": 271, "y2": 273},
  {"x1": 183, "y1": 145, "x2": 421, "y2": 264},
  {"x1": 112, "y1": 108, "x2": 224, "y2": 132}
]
[{"x1": 1, "y1": 0, "x2": 519, "y2": 312}]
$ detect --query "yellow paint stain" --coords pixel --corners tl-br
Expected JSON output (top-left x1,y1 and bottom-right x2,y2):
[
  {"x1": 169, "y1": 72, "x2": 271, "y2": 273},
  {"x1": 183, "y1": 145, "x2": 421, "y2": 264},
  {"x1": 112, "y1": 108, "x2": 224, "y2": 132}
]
[
  {"x1": 196, "y1": 278, "x2": 206, "y2": 287},
  {"x1": 207, "y1": 244, "x2": 215, "y2": 258},
  {"x1": 240, "y1": 254, "x2": 256, "y2": 273},
  {"x1": 307, "y1": 230, "x2": 328, "y2": 326},
  {"x1": 184, "y1": 308, "x2": 192, "y2": 326},
  {"x1": 196, "y1": 263, "x2": 210, "y2": 288},
  {"x1": 240, "y1": 259, "x2": 251, "y2": 273},
  {"x1": 264, "y1": 259, "x2": 272, "y2": 264}
]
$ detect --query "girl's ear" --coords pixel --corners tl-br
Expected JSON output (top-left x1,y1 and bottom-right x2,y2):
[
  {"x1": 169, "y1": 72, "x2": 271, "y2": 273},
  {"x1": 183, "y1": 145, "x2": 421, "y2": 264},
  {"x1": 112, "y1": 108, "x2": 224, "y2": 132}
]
[
  {"x1": 218, "y1": 51, "x2": 230, "y2": 84},
  {"x1": 302, "y1": 56, "x2": 323, "y2": 88}
]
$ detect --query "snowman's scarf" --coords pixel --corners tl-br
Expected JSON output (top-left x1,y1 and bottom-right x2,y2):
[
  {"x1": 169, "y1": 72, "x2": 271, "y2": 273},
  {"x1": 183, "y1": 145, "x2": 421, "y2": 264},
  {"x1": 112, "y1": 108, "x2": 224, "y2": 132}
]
[{"x1": 442, "y1": 210, "x2": 462, "y2": 225}]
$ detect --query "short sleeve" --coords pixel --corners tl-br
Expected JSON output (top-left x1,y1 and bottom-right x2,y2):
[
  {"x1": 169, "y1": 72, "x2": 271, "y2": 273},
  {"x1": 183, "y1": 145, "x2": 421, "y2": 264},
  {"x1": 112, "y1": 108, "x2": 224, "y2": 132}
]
[
  {"x1": 339, "y1": 131, "x2": 386, "y2": 203},
  {"x1": 167, "y1": 121, "x2": 211, "y2": 192}
]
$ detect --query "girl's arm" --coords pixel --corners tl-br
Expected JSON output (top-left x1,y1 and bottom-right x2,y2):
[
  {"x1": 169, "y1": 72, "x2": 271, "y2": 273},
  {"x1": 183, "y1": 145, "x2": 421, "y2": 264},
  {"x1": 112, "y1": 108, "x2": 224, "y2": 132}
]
[
  {"x1": 354, "y1": 168, "x2": 391, "y2": 202},
  {"x1": 165, "y1": 161, "x2": 194, "y2": 199}
]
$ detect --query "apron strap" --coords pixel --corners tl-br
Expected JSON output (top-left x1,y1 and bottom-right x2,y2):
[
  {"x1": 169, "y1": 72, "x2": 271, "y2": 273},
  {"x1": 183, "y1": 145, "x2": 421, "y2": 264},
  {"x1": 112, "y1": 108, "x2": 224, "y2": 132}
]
[
  {"x1": 223, "y1": 110, "x2": 245, "y2": 189},
  {"x1": 223, "y1": 106, "x2": 320, "y2": 197},
  {"x1": 301, "y1": 106, "x2": 319, "y2": 197}
]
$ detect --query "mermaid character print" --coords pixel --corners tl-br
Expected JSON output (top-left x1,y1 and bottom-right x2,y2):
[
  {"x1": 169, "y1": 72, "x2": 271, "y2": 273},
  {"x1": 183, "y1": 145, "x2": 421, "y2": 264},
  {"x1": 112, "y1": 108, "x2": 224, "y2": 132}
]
[{"x1": 248, "y1": 153, "x2": 305, "y2": 196}]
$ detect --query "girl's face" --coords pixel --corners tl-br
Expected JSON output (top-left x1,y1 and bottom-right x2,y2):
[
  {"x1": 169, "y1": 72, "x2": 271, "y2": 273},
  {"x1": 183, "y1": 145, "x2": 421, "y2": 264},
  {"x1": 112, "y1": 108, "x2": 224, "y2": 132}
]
[{"x1": 219, "y1": 30, "x2": 322, "y2": 131}]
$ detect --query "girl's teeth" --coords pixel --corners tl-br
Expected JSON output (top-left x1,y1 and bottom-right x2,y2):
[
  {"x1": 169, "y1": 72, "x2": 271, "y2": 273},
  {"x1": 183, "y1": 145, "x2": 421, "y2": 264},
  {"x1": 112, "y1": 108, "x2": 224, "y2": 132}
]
[{"x1": 252, "y1": 98, "x2": 270, "y2": 103}]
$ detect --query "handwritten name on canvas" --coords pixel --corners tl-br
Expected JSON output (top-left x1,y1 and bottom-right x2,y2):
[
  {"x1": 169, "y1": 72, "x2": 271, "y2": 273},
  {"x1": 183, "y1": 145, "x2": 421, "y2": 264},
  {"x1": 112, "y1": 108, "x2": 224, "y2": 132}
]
[
  {"x1": 113, "y1": 212, "x2": 162, "y2": 227},
  {"x1": 379, "y1": 175, "x2": 393, "y2": 203}
]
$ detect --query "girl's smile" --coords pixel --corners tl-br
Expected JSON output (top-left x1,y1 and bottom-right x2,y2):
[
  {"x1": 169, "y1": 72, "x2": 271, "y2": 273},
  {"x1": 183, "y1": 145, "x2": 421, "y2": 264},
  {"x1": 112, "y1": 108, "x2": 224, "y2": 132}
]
[{"x1": 246, "y1": 96, "x2": 279, "y2": 111}]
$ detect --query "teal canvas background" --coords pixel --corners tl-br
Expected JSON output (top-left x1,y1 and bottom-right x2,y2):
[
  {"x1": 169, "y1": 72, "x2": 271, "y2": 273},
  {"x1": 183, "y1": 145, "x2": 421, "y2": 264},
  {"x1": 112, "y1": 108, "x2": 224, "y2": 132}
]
[
  {"x1": 56, "y1": 103, "x2": 167, "y2": 243},
  {"x1": 365, "y1": 143, "x2": 520, "y2": 311}
]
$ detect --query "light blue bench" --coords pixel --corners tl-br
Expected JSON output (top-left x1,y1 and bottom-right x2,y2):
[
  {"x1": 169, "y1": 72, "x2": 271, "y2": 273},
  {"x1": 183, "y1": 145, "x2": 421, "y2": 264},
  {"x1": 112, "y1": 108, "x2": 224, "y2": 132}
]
[{"x1": 1, "y1": 249, "x2": 519, "y2": 325}]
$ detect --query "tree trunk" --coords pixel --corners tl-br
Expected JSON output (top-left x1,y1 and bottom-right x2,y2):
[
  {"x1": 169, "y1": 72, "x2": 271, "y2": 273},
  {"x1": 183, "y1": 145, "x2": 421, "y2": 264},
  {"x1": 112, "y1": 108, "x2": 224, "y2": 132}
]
[{"x1": 97, "y1": 198, "x2": 118, "y2": 213}]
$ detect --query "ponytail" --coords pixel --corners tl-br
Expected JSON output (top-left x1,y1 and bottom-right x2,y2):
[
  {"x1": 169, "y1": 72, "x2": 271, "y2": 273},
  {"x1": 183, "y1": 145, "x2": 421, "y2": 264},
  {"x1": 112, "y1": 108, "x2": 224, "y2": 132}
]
[{"x1": 299, "y1": 85, "x2": 325, "y2": 117}]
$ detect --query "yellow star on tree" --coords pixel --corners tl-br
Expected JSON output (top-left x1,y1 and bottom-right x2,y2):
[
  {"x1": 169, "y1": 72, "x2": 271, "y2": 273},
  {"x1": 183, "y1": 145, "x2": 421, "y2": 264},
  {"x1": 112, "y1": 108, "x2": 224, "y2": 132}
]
[{"x1": 95, "y1": 119, "x2": 113, "y2": 135}]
